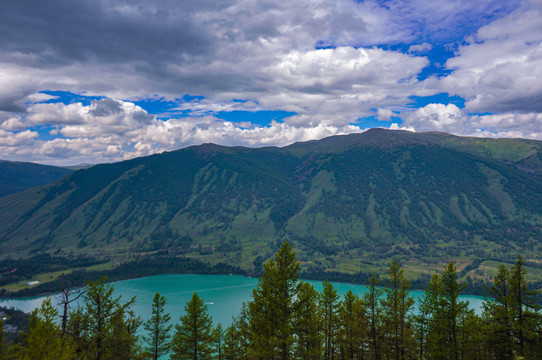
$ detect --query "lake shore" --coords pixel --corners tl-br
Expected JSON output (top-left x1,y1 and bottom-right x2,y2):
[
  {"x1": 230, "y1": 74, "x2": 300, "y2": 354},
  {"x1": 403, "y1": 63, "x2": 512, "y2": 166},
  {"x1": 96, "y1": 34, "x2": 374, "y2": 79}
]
[{"x1": 0, "y1": 254, "x2": 491, "y2": 300}]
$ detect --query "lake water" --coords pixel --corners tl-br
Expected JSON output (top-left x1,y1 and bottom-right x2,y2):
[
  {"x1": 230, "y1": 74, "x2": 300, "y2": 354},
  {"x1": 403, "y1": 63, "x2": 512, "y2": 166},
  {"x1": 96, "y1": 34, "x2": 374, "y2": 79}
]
[{"x1": 0, "y1": 274, "x2": 486, "y2": 327}]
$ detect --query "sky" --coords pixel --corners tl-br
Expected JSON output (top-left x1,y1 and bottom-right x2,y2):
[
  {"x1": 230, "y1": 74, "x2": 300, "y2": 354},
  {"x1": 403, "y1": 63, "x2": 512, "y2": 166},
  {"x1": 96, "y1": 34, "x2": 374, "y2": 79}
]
[{"x1": 1, "y1": 0, "x2": 541, "y2": 166}]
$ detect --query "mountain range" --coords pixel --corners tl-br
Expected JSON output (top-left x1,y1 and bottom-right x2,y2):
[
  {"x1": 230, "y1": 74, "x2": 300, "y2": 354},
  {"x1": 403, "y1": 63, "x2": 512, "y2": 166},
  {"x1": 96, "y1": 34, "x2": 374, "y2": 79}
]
[
  {"x1": 1, "y1": 129, "x2": 541, "y2": 280},
  {"x1": 0, "y1": 160, "x2": 72, "y2": 197}
]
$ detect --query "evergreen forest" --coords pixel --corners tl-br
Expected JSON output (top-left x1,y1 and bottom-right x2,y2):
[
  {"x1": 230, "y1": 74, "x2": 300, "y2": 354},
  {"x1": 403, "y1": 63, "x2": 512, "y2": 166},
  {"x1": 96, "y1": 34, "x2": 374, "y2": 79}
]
[{"x1": 1, "y1": 242, "x2": 541, "y2": 359}]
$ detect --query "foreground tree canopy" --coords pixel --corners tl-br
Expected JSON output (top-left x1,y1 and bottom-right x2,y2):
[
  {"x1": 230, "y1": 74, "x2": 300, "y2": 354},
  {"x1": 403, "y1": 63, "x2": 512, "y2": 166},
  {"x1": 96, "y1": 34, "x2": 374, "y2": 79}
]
[{"x1": 0, "y1": 243, "x2": 541, "y2": 359}]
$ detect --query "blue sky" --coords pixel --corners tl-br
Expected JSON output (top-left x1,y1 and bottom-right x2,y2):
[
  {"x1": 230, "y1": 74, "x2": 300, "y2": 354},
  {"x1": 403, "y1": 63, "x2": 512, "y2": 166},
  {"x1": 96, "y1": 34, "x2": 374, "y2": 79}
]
[{"x1": 0, "y1": 0, "x2": 541, "y2": 165}]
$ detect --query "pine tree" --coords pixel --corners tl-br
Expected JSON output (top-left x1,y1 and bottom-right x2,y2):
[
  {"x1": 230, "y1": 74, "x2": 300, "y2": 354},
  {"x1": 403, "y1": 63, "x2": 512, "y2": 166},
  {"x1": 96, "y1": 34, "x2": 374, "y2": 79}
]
[
  {"x1": 293, "y1": 281, "x2": 322, "y2": 360},
  {"x1": 423, "y1": 262, "x2": 468, "y2": 360},
  {"x1": 509, "y1": 255, "x2": 541, "y2": 358},
  {"x1": 423, "y1": 273, "x2": 448, "y2": 359},
  {"x1": 483, "y1": 264, "x2": 514, "y2": 360},
  {"x1": 441, "y1": 261, "x2": 468, "y2": 360},
  {"x1": 414, "y1": 284, "x2": 431, "y2": 360},
  {"x1": 363, "y1": 271, "x2": 383, "y2": 360},
  {"x1": 213, "y1": 323, "x2": 224, "y2": 360},
  {"x1": 380, "y1": 258, "x2": 415, "y2": 360},
  {"x1": 337, "y1": 289, "x2": 367, "y2": 360},
  {"x1": 107, "y1": 303, "x2": 141, "y2": 359},
  {"x1": 170, "y1": 292, "x2": 214, "y2": 360},
  {"x1": 81, "y1": 277, "x2": 137, "y2": 360},
  {"x1": 65, "y1": 306, "x2": 91, "y2": 357},
  {"x1": 223, "y1": 303, "x2": 250, "y2": 360},
  {"x1": 57, "y1": 274, "x2": 85, "y2": 338},
  {"x1": 223, "y1": 323, "x2": 240, "y2": 360},
  {"x1": 19, "y1": 298, "x2": 77, "y2": 360},
  {"x1": 457, "y1": 307, "x2": 484, "y2": 360},
  {"x1": 0, "y1": 318, "x2": 8, "y2": 360},
  {"x1": 143, "y1": 292, "x2": 172, "y2": 360},
  {"x1": 248, "y1": 241, "x2": 300, "y2": 360},
  {"x1": 320, "y1": 280, "x2": 339, "y2": 360}
]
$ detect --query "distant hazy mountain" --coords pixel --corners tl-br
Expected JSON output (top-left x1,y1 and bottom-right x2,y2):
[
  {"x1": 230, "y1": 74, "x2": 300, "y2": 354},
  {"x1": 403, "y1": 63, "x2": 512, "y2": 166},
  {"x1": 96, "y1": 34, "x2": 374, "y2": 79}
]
[
  {"x1": 0, "y1": 129, "x2": 541, "y2": 277},
  {"x1": 63, "y1": 163, "x2": 95, "y2": 171},
  {"x1": 0, "y1": 160, "x2": 73, "y2": 197}
]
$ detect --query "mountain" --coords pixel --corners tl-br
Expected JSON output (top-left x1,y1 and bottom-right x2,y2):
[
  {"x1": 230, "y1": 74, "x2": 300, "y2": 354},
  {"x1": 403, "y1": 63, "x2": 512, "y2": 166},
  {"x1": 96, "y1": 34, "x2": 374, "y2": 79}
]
[
  {"x1": 0, "y1": 160, "x2": 73, "y2": 197},
  {"x1": 0, "y1": 129, "x2": 541, "y2": 280}
]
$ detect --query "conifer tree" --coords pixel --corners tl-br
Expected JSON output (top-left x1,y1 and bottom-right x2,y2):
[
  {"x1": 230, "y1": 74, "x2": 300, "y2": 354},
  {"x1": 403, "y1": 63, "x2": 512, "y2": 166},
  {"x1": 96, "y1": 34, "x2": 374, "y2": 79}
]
[
  {"x1": 19, "y1": 298, "x2": 77, "y2": 360},
  {"x1": 107, "y1": 303, "x2": 141, "y2": 359},
  {"x1": 380, "y1": 258, "x2": 415, "y2": 360},
  {"x1": 414, "y1": 285, "x2": 431, "y2": 360},
  {"x1": 223, "y1": 303, "x2": 250, "y2": 360},
  {"x1": 213, "y1": 323, "x2": 224, "y2": 360},
  {"x1": 423, "y1": 262, "x2": 468, "y2": 360},
  {"x1": 337, "y1": 289, "x2": 367, "y2": 360},
  {"x1": 57, "y1": 274, "x2": 85, "y2": 338},
  {"x1": 293, "y1": 281, "x2": 322, "y2": 360},
  {"x1": 320, "y1": 280, "x2": 340, "y2": 360},
  {"x1": 363, "y1": 271, "x2": 383, "y2": 360},
  {"x1": 223, "y1": 323, "x2": 241, "y2": 360},
  {"x1": 143, "y1": 292, "x2": 172, "y2": 360},
  {"x1": 509, "y1": 255, "x2": 541, "y2": 358},
  {"x1": 0, "y1": 318, "x2": 5, "y2": 360},
  {"x1": 65, "y1": 306, "x2": 90, "y2": 357},
  {"x1": 248, "y1": 241, "x2": 299, "y2": 360},
  {"x1": 422, "y1": 273, "x2": 446, "y2": 359},
  {"x1": 441, "y1": 261, "x2": 468, "y2": 360},
  {"x1": 81, "y1": 277, "x2": 137, "y2": 360},
  {"x1": 483, "y1": 264, "x2": 514, "y2": 360},
  {"x1": 457, "y1": 307, "x2": 484, "y2": 360},
  {"x1": 170, "y1": 292, "x2": 214, "y2": 360}
]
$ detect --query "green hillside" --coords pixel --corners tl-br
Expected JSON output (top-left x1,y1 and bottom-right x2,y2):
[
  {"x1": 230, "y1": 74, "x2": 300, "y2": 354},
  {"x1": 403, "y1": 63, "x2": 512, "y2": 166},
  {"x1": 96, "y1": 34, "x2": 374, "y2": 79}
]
[
  {"x1": 0, "y1": 160, "x2": 73, "y2": 197},
  {"x1": 1, "y1": 129, "x2": 541, "y2": 284}
]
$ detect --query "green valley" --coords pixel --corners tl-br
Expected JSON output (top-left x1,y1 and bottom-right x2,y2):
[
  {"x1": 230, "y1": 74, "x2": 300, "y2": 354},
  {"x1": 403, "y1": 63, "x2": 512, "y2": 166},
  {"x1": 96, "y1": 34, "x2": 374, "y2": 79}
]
[{"x1": 1, "y1": 129, "x2": 541, "y2": 293}]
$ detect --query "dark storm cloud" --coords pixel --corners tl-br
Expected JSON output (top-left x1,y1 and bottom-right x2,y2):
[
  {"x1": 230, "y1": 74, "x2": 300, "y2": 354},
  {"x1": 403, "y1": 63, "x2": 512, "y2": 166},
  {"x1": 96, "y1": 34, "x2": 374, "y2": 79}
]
[
  {"x1": 88, "y1": 98, "x2": 123, "y2": 117},
  {"x1": 0, "y1": 0, "x2": 222, "y2": 67}
]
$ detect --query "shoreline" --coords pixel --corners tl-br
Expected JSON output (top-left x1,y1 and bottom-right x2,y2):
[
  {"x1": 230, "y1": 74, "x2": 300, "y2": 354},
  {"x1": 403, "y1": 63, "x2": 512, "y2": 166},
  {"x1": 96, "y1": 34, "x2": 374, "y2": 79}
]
[{"x1": 0, "y1": 256, "x2": 492, "y2": 300}]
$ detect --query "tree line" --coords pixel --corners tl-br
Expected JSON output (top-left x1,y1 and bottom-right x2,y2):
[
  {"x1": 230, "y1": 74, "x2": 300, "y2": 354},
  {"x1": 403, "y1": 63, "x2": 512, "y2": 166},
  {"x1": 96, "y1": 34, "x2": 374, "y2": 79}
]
[{"x1": 1, "y1": 242, "x2": 541, "y2": 359}]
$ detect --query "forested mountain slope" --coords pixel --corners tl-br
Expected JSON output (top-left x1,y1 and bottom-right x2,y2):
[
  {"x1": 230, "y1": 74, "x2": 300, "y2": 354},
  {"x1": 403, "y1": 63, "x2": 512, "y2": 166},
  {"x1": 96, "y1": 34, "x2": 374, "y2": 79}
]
[
  {"x1": 1, "y1": 129, "x2": 541, "y2": 279},
  {"x1": 0, "y1": 160, "x2": 73, "y2": 197}
]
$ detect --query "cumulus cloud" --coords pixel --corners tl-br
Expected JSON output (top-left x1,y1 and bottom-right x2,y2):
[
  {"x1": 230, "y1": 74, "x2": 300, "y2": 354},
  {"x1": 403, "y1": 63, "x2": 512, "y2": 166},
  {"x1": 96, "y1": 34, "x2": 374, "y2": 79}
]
[
  {"x1": 408, "y1": 43, "x2": 432, "y2": 53},
  {"x1": 438, "y1": 1, "x2": 542, "y2": 113},
  {"x1": 401, "y1": 103, "x2": 465, "y2": 132},
  {"x1": 0, "y1": 129, "x2": 38, "y2": 147},
  {"x1": 399, "y1": 103, "x2": 542, "y2": 140},
  {"x1": 0, "y1": 70, "x2": 38, "y2": 113},
  {"x1": 0, "y1": 0, "x2": 504, "y2": 109},
  {"x1": 0, "y1": 0, "x2": 537, "y2": 164},
  {"x1": 25, "y1": 99, "x2": 152, "y2": 137},
  {"x1": 377, "y1": 108, "x2": 394, "y2": 121},
  {"x1": 0, "y1": 98, "x2": 366, "y2": 165},
  {"x1": 0, "y1": 115, "x2": 25, "y2": 131}
]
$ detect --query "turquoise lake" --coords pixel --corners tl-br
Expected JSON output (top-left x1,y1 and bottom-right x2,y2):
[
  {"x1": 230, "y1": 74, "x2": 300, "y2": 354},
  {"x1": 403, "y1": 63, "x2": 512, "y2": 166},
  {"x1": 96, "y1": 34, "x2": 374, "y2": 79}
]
[{"x1": 0, "y1": 274, "x2": 486, "y2": 327}]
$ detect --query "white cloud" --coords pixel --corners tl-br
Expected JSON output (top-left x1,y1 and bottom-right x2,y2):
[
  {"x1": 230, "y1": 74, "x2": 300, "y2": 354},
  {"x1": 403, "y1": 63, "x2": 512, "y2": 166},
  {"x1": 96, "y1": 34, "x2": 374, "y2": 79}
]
[
  {"x1": 0, "y1": 129, "x2": 38, "y2": 147},
  {"x1": 166, "y1": 46, "x2": 428, "y2": 127},
  {"x1": 408, "y1": 43, "x2": 433, "y2": 53},
  {"x1": 401, "y1": 103, "x2": 465, "y2": 132},
  {"x1": 0, "y1": 0, "x2": 537, "y2": 164},
  {"x1": 0, "y1": 98, "x2": 367, "y2": 165},
  {"x1": 25, "y1": 99, "x2": 152, "y2": 137},
  {"x1": 399, "y1": 103, "x2": 542, "y2": 140},
  {"x1": 438, "y1": 1, "x2": 542, "y2": 113},
  {"x1": 258, "y1": 47, "x2": 428, "y2": 125},
  {"x1": 0, "y1": 113, "x2": 25, "y2": 131},
  {"x1": 377, "y1": 108, "x2": 394, "y2": 121},
  {"x1": 0, "y1": 69, "x2": 38, "y2": 113}
]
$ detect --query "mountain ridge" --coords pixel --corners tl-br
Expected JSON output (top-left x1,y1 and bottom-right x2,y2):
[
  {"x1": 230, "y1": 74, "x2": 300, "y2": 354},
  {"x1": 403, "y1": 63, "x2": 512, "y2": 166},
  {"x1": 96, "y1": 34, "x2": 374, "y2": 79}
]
[
  {"x1": 0, "y1": 129, "x2": 541, "y2": 281},
  {"x1": 0, "y1": 160, "x2": 73, "y2": 197}
]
